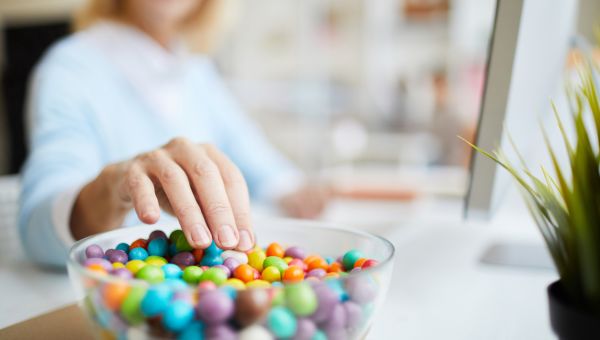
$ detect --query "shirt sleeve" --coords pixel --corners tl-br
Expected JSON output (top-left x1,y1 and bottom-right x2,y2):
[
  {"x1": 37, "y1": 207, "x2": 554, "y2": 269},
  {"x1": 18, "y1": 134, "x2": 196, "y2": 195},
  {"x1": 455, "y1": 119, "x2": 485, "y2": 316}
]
[
  {"x1": 19, "y1": 41, "x2": 104, "y2": 268},
  {"x1": 199, "y1": 61, "x2": 305, "y2": 202}
]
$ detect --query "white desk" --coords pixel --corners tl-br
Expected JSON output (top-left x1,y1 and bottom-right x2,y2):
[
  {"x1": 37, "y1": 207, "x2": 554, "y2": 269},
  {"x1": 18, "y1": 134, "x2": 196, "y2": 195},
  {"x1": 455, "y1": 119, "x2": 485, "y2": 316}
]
[{"x1": 0, "y1": 182, "x2": 557, "y2": 339}]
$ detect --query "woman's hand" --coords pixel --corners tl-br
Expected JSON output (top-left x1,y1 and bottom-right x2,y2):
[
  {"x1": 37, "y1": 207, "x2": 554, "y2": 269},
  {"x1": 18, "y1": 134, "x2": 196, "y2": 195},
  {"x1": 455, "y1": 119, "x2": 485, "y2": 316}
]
[
  {"x1": 70, "y1": 138, "x2": 254, "y2": 251},
  {"x1": 278, "y1": 184, "x2": 331, "y2": 219}
]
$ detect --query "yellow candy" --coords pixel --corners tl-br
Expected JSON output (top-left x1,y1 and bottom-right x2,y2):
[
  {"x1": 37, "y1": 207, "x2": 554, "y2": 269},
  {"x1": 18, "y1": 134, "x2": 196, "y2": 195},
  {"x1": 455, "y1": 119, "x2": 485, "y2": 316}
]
[
  {"x1": 125, "y1": 259, "x2": 147, "y2": 274},
  {"x1": 145, "y1": 256, "x2": 167, "y2": 266},
  {"x1": 261, "y1": 266, "x2": 281, "y2": 282},
  {"x1": 112, "y1": 262, "x2": 125, "y2": 269},
  {"x1": 248, "y1": 250, "x2": 266, "y2": 271},
  {"x1": 222, "y1": 278, "x2": 246, "y2": 290},
  {"x1": 246, "y1": 280, "x2": 271, "y2": 289},
  {"x1": 283, "y1": 257, "x2": 293, "y2": 264}
]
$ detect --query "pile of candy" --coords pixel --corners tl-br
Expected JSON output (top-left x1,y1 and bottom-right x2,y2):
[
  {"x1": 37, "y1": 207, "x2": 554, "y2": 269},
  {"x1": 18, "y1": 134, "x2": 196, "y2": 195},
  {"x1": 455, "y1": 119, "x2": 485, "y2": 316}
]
[{"x1": 81, "y1": 229, "x2": 381, "y2": 340}]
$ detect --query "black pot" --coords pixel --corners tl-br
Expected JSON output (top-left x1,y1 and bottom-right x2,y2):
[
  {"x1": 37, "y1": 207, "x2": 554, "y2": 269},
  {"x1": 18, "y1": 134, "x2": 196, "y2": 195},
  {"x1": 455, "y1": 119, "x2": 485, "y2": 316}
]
[{"x1": 548, "y1": 281, "x2": 600, "y2": 340}]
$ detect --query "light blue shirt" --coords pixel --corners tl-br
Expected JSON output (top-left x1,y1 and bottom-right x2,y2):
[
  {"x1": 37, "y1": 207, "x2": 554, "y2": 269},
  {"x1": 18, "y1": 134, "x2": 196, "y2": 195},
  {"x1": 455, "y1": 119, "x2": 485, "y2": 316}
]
[{"x1": 19, "y1": 22, "x2": 299, "y2": 267}]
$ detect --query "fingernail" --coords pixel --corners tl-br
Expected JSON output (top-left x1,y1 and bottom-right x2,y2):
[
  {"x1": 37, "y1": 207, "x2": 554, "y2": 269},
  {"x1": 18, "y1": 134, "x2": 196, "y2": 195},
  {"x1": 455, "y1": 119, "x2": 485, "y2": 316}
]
[
  {"x1": 191, "y1": 224, "x2": 211, "y2": 246},
  {"x1": 218, "y1": 224, "x2": 237, "y2": 248},
  {"x1": 238, "y1": 229, "x2": 253, "y2": 251}
]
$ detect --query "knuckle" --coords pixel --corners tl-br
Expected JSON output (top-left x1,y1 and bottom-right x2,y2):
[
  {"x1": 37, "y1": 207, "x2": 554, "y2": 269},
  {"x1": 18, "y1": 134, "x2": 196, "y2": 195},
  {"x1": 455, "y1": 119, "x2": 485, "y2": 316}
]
[
  {"x1": 234, "y1": 210, "x2": 252, "y2": 224},
  {"x1": 138, "y1": 150, "x2": 164, "y2": 163},
  {"x1": 192, "y1": 159, "x2": 219, "y2": 178},
  {"x1": 167, "y1": 137, "x2": 190, "y2": 149},
  {"x1": 201, "y1": 143, "x2": 218, "y2": 154},
  {"x1": 222, "y1": 169, "x2": 246, "y2": 187},
  {"x1": 205, "y1": 201, "x2": 231, "y2": 216},
  {"x1": 159, "y1": 164, "x2": 182, "y2": 182},
  {"x1": 174, "y1": 204, "x2": 198, "y2": 220}
]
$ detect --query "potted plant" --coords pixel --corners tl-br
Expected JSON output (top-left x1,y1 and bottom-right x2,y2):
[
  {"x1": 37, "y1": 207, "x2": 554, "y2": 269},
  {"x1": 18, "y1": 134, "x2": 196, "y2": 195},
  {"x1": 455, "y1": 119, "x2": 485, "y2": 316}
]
[{"x1": 462, "y1": 60, "x2": 600, "y2": 339}]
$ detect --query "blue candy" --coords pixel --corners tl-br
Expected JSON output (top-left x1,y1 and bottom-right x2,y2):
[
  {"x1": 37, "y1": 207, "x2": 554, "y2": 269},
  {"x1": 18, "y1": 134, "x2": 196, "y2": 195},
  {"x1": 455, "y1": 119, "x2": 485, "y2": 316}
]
[
  {"x1": 177, "y1": 321, "x2": 205, "y2": 340},
  {"x1": 204, "y1": 241, "x2": 223, "y2": 256},
  {"x1": 115, "y1": 242, "x2": 130, "y2": 254},
  {"x1": 324, "y1": 256, "x2": 334, "y2": 265},
  {"x1": 147, "y1": 238, "x2": 168, "y2": 257},
  {"x1": 267, "y1": 306, "x2": 297, "y2": 338},
  {"x1": 141, "y1": 284, "x2": 173, "y2": 317},
  {"x1": 162, "y1": 300, "x2": 194, "y2": 332},
  {"x1": 129, "y1": 247, "x2": 148, "y2": 261},
  {"x1": 220, "y1": 285, "x2": 237, "y2": 300},
  {"x1": 200, "y1": 254, "x2": 223, "y2": 267},
  {"x1": 162, "y1": 263, "x2": 183, "y2": 279},
  {"x1": 326, "y1": 279, "x2": 349, "y2": 302},
  {"x1": 312, "y1": 330, "x2": 327, "y2": 340},
  {"x1": 168, "y1": 243, "x2": 178, "y2": 256}
]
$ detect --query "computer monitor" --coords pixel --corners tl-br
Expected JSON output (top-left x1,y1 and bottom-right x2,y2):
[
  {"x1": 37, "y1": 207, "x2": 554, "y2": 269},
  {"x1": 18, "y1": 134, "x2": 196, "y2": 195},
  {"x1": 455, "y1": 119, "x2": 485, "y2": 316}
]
[{"x1": 465, "y1": 0, "x2": 577, "y2": 219}]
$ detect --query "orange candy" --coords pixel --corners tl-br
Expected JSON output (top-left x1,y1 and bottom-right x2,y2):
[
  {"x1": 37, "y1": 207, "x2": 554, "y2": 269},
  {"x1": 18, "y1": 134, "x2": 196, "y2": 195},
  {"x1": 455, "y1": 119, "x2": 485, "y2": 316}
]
[
  {"x1": 266, "y1": 243, "x2": 285, "y2": 258},
  {"x1": 193, "y1": 249, "x2": 204, "y2": 263},
  {"x1": 103, "y1": 282, "x2": 131, "y2": 310},
  {"x1": 353, "y1": 258, "x2": 367, "y2": 269},
  {"x1": 328, "y1": 262, "x2": 343, "y2": 273},
  {"x1": 303, "y1": 255, "x2": 319, "y2": 265},
  {"x1": 306, "y1": 256, "x2": 328, "y2": 271},
  {"x1": 87, "y1": 264, "x2": 107, "y2": 274},
  {"x1": 234, "y1": 264, "x2": 256, "y2": 283},
  {"x1": 325, "y1": 272, "x2": 340, "y2": 279},
  {"x1": 130, "y1": 238, "x2": 148, "y2": 249},
  {"x1": 283, "y1": 266, "x2": 305, "y2": 283}
]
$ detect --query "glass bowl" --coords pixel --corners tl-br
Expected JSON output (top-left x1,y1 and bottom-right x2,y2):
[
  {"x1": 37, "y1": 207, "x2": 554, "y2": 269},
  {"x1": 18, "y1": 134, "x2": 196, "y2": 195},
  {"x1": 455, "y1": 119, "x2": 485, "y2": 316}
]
[{"x1": 67, "y1": 218, "x2": 395, "y2": 339}]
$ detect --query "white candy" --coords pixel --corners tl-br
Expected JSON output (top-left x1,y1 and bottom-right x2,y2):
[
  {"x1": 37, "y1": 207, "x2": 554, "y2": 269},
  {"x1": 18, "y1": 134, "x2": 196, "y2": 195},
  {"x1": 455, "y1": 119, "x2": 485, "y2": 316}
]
[
  {"x1": 221, "y1": 250, "x2": 248, "y2": 264},
  {"x1": 239, "y1": 325, "x2": 274, "y2": 340}
]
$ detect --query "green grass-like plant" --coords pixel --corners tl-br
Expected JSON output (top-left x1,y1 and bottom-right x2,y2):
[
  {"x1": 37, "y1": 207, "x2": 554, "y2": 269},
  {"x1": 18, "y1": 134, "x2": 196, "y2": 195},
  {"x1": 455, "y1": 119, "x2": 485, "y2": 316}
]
[{"x1": 461, "y1": 61, "x2": 600, "y2": 313}]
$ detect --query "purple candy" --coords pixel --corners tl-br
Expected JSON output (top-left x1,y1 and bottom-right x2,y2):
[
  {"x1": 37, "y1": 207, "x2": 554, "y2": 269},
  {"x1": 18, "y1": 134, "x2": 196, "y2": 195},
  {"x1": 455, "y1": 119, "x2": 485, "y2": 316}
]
[
  {"x1": 325, "y1": 327, "x2": 347, "y2": 340},
  {"x1": 148, "y1": 230, "x2": 168, "y2": 241},
  {"x1": 222, "y1": 257, "x2": 240, "y2": 273},
  {"x1": 322, "y1": 303, "x2": 346, "y2": 333},
  {"x1": 197, "y1": 290, "x2": 234, "y2": 325},
  {"x1": 284, "y1": 246, "x2": 306, "y2": 260},
  {"x1": 173, "y1": 290, "x2": 194, "y2": 304},
  {"x1": 214, "y1": 265, "x2": 231, "y2": 278},
  {"x1": 350, "y1": 267, "x2": 362, "y2": 274},
  {"x1": 171, "y1": 251, "x2": 195, "y2": 267},
  {"x1": 293, "y1": 318, "x2": 317, "y2": 340},
  {"x1": 343, "y1": 301, "x2": 362, "y2": 328},
  {"x1": 83, "y1": 257, "x2": 112, "y2": 271},
  {"x1": 311, "y1": 284, "x2": 339, "y2": 323},
  {"x1": 111, "y1": 268, "x2": 133, "y2": 279},
  {"x1": 104, "y1": 249, "x2": 116, "y2": 257},
  {"x1": 307, "y1": 268, "x2": 327, "y2": 279},
  {"x1": 345, "y1": 276, "x2": 376, "y2": 304},
  {"x1": 205, "y1": 324, "x2": 236, "y2": 340},
  {"x1": 107, "y1": 250, "x2": 128, "y2": 264},
  {"x1": 85, "y1": 244, "x2": 104, "y2": 259}
]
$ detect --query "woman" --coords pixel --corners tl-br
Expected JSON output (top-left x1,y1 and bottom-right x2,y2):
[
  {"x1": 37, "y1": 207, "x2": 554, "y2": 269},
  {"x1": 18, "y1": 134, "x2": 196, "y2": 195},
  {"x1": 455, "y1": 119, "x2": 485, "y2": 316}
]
[{"x1": 19, "y1": 0, "x2": 327, "y2": 267}]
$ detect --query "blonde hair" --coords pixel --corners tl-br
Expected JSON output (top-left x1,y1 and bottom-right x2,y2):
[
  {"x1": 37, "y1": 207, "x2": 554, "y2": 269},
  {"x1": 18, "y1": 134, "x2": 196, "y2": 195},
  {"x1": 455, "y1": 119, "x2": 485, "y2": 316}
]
[{"x1": 73, "y1": 0, "x2": 238, "y2": 53}]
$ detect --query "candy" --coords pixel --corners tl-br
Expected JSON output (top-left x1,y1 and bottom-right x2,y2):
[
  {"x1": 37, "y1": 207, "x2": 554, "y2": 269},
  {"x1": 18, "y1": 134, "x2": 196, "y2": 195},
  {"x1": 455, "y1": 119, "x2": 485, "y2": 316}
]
[
  {"x1": 169, "y1": 229, "x2": 184, "y2": 243},
  {"x1": 177, "y1": 321, "x2": 205, "y2": 340},
  {"x1": 283, "y1": 266, "x2": 305, "y2": 283},
  {"x1": 182, "y1": 266, "x2": 204, "y2": 284},
  {"x1": 267, "y1": 306, "x2": 297, "y2": 338},
  {"x1": 146, "y1": 255, "x2": 168, "y2": 266},
  {"x1": 234, "y1": 264, "x2": 255, "y2": 283},
  {"x1": 222, "y1": 278, "x2": 246, "y2": 290},
  {"x1": 192, "y1": 249, "x2": 204, "y2": 263},
  {"x1": 85, "y1": 244, "x2": 104, "y2": 259},
  {"x1": 205, "y1": 324, "x2": 236, "y2": 340},
  {"x1": 103, "y1": 282, "x2": 130, "y2": 310},
  {"x1": 248, "y1": 250, "x2": 266, "y2": 271},
  {"x1": 196, "y1": 290, "x2": 234, "y2": 324},
  {"x1": 200, "y1": 254, "x2": 224, "y2": 267},
  {"x1": 245, "y1": 280, "x2": 271, "y2": 289},
  {"x1": 294, "y1": 318, "x2": 317, "y2": 340},
  {"x1": 136, "y1": 265, "x2": 165, "y2": 284},
  {"x1": 328, "y1": 262, "x2": 343, "y2": 273},
  {"x1": 239, "y1": 325, "x2": 273, "y2": 340},
  {"x1": 147, "y1": 238, "x2": 168, "y2": 257},
  {"x1": 120, "y1": 286, "x2": 147, "y2": 325},
  {"x1": 261, "y1": 266, "x2": 281, "y2": 282},
  {"x1": 130, "y1": 238, "x2": 148, "y2": 250},
  {"x1": 171, "y1": 251, "x2": 195, "y2": 267},
  {"x1": 284, "y1": 246, "x2": 306, "y2": 260},
  {"x1": 306, "y1": 256, "x2": 328, "y2": 272},
  {"x1": 162, "y1": 300, "x2": 195, "y2": 332},
  {"x1": 115, "y1": 242, "x2": 130, "y2": 253},
  {"x1": 199, "y1": 267, "x2": 228, "y2": 285},
  {"x1": 343, "y1": 301, "x2": 362, "y2": 329},
  {"x1": 285, "y1": 282, "x2": 317, "y2": 316},
  {"x1": 342, "y1": 249, "x2": 364, "y2": 271},
  {"x1": 361, "y1": 259, "x2": 378, "y2": 269},
  {"x1": 233, "y1": 289, "x2": 270, "y2": 327},
  {"x1": 129, "y1": 247, "x2": 148, "y2": 261},
  {"x1": 148, "y1": 230, "x2": 168, "y2": 241},
  {"x1": 84, "y1": 258, "x2": 112, "y2": 271},
  {"x1": 288, "y1": 259, "x2": 306, "y2": 270},
  {"x1": 223, "y1": 257, "x2": 240, "y2": 273},
  {"x1": 141, "y1": 283, "x2": 173, "y2": 316},
  {"x1": 112, "y1": 262, "x2": 125, "y2": 269},
  {"x1": 205, "y1": 241, "x2": 223, "y2": 256},
  {"x1": 176, "y1": 235, "x2": 194, "y2": 252},
  {"x1": 311, "y1": 283, "x2": 339, "y2": 323},
  {"x1": 263, "y1": 256, "x2": 288, "y2": 274},
  {"x1": 111, "y1": 267, "x2": 133, "y2": 279},
  {"x1": 306, "y1": 268, "x2": 327, "y2": 279},
  {"x1": 221, "y1": 250, "x2": 248, "y2": 264},
  {"x1": 162, "y1": 263, "x2": 183, "y2": 279},
  {"x1": 266, "y1": 242, "x2": 285, "y2": 258},
  {"x1": 353, "y1": 258, "x2": 367, "y2": 269},
  {"x1": 213, "y1": 264, "x2": 231, "y2": 278},
  {"x1": 198, "y1": 281, "x2": 217, "y2": 293}
]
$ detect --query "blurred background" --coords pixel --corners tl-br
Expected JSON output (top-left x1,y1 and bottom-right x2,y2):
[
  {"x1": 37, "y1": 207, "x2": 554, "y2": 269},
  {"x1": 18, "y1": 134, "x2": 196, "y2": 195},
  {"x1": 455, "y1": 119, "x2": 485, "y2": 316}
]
[{"x1": 0, "y1": 0, "x2": 599, "y2": 208}]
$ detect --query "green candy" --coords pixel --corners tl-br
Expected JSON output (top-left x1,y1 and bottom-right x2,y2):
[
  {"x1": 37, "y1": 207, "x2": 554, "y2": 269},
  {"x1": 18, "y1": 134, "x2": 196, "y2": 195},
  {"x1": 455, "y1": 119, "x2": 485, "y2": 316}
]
[
  {"x1": 263, "y1": 256, "x2": 288, "y2": 274},
  {"x1": 136, "y1": 265, "x2": 165, "y2": 284},
  {"x1": 176, "y1": 234, "x2": 193, "y2": 252},
  {"x1": 199, "y1": 267, "x2": 227, "y2": 285},
  {"x1": 169, "y1": 229, "x2": 184, "y2": 244},
  {"x1": 342, "y1": 249, "x2": 364, "y2": 270},
  {"x1": 182, "y1": 266, "x2": 204, "y2": 284},
  {"x1": 120, "y1": 286, "x2": 147, "y2": 325},
  {"x1": 267, "y1": 306, "x2": 297, "y2": 338},
  {"x1": 285, "y1": 282, "x2": 317, "y2": 316}
]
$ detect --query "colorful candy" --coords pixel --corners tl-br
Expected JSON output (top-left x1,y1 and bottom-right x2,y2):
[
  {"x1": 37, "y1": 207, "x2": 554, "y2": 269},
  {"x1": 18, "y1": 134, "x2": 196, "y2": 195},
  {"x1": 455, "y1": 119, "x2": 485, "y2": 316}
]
[{"x1": 82, "y1": 229, "x2": 382, "y2": 339}]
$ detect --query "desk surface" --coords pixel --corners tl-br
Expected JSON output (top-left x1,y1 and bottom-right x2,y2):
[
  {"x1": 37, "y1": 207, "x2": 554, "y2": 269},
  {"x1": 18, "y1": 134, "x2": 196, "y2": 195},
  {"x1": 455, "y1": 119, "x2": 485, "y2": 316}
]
[{"x1": 0, "y1": 194, "x2": 557, "y2": 339}]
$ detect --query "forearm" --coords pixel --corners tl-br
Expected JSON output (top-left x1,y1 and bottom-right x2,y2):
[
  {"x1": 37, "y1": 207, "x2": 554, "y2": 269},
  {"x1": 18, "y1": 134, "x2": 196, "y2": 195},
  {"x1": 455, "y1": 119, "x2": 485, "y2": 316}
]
[{"x1": 70, "y1": 164, "x2": 131, "y2": 240}]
